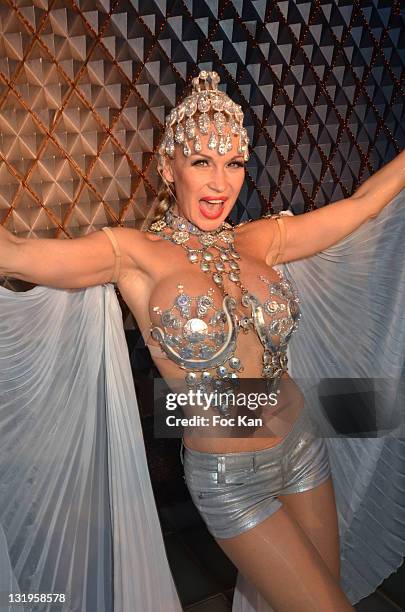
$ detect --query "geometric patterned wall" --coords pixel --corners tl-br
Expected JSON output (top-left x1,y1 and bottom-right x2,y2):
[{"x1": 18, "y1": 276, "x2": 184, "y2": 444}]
[
  {"x1": 0, "y1": 0, "x2": 404, "y2": 503},
  {"x1": 0, "y1": 0, "x2": 404, "y2": 244}
]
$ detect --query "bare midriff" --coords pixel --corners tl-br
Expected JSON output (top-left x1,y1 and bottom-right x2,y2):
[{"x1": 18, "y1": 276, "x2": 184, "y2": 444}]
[{"x1": 182, "y1": 372, "x2": 305, "y2": 453}]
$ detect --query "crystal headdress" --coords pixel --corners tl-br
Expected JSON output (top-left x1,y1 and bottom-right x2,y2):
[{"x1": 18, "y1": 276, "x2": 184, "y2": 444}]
[{"x1": 158, "y1": 70, "x2": 250, "y2": 164}]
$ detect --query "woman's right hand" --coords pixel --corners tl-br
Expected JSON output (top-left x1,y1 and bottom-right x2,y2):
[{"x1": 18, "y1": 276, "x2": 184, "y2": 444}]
[{"x1": 0, "y1": 224, "x2": 141, "y2": 289}]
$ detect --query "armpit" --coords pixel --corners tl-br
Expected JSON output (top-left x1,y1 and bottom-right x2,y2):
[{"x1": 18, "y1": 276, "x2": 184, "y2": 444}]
[{"x1": 265, "y1": 215, "x2": 288, "y2": 266}]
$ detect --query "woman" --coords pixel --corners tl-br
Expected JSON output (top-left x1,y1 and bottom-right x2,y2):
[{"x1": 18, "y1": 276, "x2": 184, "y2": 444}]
[{"x1": 0, "y1": 70, "x2": 405, "y2": 611}]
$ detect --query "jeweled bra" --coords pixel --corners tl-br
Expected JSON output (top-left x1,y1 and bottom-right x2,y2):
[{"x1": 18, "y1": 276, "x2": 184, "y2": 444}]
[{"x1": 148, "y1": 212, "x2": 301, "y2": 416}]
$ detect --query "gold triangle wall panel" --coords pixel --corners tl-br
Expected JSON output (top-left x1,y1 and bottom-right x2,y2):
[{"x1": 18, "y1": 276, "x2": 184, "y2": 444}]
[{"x1": 0, "y1": 0, "x2": 402, "y2": 246}]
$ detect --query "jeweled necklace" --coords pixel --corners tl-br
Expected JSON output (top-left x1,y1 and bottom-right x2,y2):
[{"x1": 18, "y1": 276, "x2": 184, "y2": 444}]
[
  {"x1": 148, "y1": 210, "x2": 300, "y2": 399},
  {"x1": 149, "y1": 210, "x2": 253, "y2": 310}
]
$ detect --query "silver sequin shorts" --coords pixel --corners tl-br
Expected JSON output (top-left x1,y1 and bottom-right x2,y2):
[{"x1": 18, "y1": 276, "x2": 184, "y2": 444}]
[{"x1": 181, "y1": 409, "x2": 331, "y2": 539}]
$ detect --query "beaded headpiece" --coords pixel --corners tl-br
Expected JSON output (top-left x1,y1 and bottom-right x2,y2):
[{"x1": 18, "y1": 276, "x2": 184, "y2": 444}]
[{"x1": 158, "y1": 70, "x2": 250, "y2": 164}]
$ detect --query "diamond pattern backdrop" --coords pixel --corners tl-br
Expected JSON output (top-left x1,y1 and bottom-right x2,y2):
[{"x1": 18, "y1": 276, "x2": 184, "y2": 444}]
[
  {"x1": 0, "y1": 0, "x2": 404, "y2": 519},
  {"x1": 0, "y1": 1, "x2": 404, "y2": 290}
]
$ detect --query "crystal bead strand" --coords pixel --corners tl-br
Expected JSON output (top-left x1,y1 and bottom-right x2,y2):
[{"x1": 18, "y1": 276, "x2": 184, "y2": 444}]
[{"x1": 149, "y1": 210, "x2": 252, "y2": 303}]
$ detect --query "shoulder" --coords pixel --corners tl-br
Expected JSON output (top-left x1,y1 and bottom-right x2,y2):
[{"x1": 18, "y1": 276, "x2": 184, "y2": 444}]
[
  {"x1": 101, "y1": 226, "x2": 153, "y2": 252},
  {"x1": 234, "y1": 215, "x2": 280, "y2": 238},
  {"x1": 234, "y1": 213, "x2": 294, "y2": 263},
  {"x1": 100, "y1": 226, "x2": 161, "y2": 275},
  {"x1": 236, "y1": 211, "x2": 295, "y2": 232},
  {"x1": 232, "y1": 216, "x2": 275, "y2": 260}
]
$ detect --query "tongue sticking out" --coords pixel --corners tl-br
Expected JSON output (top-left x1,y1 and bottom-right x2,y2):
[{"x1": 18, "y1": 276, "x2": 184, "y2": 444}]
[{"x1": 199, "y1": 200, "x2": 224, "y2": 219}]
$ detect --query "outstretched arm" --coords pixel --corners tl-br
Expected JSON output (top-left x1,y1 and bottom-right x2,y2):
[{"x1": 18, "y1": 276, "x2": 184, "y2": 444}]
[
  {"x1": 0, "y1": 225, "x2": 139, "y2": 289},
  {"x1": 265, "y1": 149, "x2": 405, "y2": 264}
]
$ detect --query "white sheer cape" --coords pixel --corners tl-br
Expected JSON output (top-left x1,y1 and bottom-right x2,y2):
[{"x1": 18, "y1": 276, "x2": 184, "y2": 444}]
[
  {"x1": 1, "y1": 189, "x2": 405, "y2": 611},
  {"x1": 0, "y1": 283, "x2": 181, "y2": 611}
]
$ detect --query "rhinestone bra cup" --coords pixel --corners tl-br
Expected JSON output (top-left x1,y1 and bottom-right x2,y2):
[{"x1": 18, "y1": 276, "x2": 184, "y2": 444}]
[{"x1": 149, "y1": 213, "x2": 301, "y2": 416}]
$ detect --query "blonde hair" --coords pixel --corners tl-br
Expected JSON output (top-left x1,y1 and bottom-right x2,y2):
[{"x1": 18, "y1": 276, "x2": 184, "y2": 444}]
[
  {"x1": 152, "y1": 181, "x2": 172, "y2": 222},
  {"x1": 149, "y1": 152, "x2": 176, "y2": 224}
]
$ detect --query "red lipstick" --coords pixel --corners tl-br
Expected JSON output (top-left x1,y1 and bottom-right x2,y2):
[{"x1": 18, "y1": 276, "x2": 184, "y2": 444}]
[
  {"x1": 200, "y1": 197, "x2": 229, "y2": 202},
  {"x1": 199, "y1": 197, "x2": 228, "y2": 220}
]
